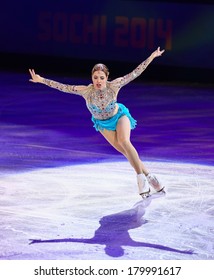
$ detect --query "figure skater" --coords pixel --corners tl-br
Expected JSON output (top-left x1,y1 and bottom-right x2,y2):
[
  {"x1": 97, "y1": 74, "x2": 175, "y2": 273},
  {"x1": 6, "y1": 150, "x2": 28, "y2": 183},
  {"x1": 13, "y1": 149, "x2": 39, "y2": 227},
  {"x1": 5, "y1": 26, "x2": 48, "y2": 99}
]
[{"x1": 29, "y1": 47, "x2": 165, "y2": 198}]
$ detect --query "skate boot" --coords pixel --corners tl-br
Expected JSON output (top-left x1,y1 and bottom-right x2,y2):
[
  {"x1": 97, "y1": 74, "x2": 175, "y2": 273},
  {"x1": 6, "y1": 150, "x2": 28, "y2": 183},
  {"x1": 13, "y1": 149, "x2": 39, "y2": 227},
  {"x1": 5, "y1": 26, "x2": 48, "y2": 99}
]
[
  {"x1": 146, "y1": 173, "x2": 165, "y2": 195},
  {"x1": 137, "y1": 174, "x2": 150, "y2": 199}
]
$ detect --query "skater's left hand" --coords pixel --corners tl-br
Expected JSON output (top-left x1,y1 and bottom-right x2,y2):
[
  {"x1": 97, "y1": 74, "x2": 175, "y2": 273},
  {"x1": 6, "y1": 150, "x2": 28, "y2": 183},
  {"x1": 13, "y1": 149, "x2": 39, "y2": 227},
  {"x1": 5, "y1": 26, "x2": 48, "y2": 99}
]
[{"x1": 151, "y1": 47, "x2": 165, "y2": 58}]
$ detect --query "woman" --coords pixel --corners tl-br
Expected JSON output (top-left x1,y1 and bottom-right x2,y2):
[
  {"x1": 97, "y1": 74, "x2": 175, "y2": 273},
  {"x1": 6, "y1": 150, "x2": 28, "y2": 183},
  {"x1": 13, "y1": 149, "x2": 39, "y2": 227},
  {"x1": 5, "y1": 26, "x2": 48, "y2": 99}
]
[{"x1": 29, "y1": 47, "x2": 165, "y2": 198}]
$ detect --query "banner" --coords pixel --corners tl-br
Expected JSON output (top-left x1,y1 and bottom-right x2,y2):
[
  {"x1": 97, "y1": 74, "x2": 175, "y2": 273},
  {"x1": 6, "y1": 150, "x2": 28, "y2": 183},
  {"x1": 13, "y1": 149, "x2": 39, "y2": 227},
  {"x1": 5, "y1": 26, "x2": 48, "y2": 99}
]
[{"x1": 0, "y1": 0, "x2": 213, "y2": 69}]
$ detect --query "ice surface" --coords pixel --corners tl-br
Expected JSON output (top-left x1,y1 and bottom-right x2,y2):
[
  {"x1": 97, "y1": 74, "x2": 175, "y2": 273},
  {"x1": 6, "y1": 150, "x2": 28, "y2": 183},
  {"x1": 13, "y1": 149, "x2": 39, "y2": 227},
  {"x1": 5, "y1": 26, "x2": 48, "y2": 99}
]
[
  {"x1": 0, "y1": 72, "x2": 213, "y2": 260},
  {"x1": 0, "y1": 161, "x2": 213, "y2": 260}
]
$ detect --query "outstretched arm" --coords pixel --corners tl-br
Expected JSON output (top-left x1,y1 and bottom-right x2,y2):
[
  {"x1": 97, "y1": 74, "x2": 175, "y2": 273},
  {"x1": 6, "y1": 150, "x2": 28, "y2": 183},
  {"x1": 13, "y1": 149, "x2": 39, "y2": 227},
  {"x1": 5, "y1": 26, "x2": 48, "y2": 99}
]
[
  {"x1": 29, "y1": 69, "x2": 87, "y2": 95},
  {"x1": 111, "y1": 47, "x2": 165, "y2": 88}
]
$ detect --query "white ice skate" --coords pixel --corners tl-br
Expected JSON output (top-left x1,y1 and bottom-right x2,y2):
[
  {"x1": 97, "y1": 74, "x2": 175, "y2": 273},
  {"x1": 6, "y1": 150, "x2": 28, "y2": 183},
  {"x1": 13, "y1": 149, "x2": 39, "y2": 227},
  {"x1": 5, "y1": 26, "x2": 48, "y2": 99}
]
[
  {"x1": 146, "y1": 173, "x2": 165, "y2": 197},
  {"x1": 137, "y1": 174, "x2": 150, "y2": 199}
]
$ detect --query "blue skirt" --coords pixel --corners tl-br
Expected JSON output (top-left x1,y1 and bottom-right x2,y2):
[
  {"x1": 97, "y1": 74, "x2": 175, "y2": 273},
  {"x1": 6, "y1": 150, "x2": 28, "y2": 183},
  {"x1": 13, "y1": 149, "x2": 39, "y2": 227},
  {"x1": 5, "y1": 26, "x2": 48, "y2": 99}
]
[{"x1": 91, "y1": 103, "x2": 137, "y2": 131}]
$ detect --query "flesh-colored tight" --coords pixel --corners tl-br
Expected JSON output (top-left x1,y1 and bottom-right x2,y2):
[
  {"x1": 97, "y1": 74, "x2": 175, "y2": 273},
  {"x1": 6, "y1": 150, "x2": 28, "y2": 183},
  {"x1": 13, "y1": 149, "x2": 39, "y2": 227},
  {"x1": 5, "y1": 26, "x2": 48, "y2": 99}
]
[{"x1": 100, "y1": 115, "x2": 149, "y2": 175}]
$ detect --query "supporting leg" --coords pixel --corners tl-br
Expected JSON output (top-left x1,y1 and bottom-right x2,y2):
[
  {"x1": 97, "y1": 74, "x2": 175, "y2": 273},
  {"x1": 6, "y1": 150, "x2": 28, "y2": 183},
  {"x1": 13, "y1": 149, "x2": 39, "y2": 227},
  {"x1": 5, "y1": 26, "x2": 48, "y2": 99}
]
[{"x1": 100, "y1": 116, "x2": 151, "y2": 196}]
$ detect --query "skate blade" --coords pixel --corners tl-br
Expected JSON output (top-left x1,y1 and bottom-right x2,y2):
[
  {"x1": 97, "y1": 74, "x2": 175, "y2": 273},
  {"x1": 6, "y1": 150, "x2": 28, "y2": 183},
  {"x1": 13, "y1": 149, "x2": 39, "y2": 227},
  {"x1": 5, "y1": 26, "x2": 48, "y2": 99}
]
[{"x1": 151, "y1": 190, "x2": 166, "y2": 199}]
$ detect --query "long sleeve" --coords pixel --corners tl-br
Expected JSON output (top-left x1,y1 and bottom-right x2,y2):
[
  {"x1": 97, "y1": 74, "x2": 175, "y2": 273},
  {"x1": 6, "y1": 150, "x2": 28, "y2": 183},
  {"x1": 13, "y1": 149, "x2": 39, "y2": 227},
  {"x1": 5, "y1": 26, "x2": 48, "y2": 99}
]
[
  {"x1": 42, "y1": 78, "x2": 86, "y2": 96},
  {"x1": 111, "y1": 55, "x2": 154, "y2": 89}
]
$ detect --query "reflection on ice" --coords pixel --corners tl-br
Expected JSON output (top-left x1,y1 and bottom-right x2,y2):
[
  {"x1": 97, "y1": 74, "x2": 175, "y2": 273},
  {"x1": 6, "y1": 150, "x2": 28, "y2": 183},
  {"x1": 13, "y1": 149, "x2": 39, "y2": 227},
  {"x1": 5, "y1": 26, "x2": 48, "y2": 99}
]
[
  {"x1": 0, "y1": 161, "x2": 213, "y2": 260},
  {"x1": 30, "y1": 198, "x2": 194, "y2": 258}
]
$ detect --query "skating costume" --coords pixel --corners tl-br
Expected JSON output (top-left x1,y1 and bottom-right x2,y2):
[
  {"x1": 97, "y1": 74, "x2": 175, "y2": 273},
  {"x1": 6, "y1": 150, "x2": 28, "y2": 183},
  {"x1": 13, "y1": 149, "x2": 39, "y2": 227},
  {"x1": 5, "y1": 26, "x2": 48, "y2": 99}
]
[
  {"x1": 42, "y1": 56, "x2": 153, "y2": 131},
  {"x1": 41, "y1": 54, "x2": 166, "y2": 196}
]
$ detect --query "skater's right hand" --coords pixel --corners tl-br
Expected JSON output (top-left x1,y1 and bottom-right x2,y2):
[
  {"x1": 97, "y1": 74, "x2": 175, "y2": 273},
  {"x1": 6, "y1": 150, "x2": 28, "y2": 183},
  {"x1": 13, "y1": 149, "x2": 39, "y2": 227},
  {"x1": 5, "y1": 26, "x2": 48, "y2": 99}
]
[{"x1": 29, "y1": 69, "x2": 43, "y2": 83}]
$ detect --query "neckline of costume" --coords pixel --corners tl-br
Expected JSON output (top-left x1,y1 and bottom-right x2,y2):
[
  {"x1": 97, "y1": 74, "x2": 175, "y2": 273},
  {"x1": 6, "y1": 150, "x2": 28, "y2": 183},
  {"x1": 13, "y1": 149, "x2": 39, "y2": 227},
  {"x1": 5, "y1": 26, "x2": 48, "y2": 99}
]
[{"x1": 94, "y1": 87, "x2": 107, "y2": 94}]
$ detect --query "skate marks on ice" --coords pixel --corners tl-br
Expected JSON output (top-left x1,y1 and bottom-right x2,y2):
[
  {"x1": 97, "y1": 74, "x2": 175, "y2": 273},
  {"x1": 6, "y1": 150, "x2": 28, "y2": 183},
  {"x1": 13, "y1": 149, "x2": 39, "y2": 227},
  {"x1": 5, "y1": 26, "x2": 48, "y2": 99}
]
[
  {"x1": 0, "y1": 160, "x2": 213, "y2": 259},
  {"x1": 30, "y1": 197, "x2": 193, "y2": 258}
]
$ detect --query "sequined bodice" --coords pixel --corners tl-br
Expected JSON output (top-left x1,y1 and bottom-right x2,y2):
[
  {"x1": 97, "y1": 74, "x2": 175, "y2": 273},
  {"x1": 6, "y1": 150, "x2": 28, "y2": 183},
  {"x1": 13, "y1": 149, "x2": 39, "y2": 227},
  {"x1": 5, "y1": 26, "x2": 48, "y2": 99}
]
[
  {"x1": 86, "y1": 86, "x2": 117, "y2": 119},
  {"x1": 42, "y1": 55, "x2": 153, "y2": 120}
]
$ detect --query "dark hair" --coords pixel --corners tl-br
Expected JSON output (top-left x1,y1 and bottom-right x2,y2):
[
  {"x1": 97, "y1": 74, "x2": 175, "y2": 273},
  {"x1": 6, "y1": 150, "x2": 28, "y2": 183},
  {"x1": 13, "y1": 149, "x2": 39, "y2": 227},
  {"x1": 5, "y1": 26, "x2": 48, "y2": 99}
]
[{"x1": 91, "y1": 63, "x2": 109, "y2": 77}]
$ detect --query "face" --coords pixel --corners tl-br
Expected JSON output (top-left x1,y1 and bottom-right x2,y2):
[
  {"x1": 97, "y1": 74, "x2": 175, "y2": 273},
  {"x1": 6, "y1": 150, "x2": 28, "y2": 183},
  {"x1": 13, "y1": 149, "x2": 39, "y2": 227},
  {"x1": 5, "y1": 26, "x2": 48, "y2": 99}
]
[{"x1": 92, "y1": 70, "x2": 108, "y2": 90}]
